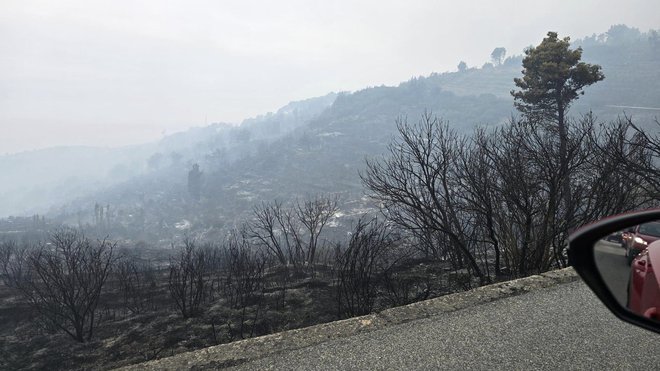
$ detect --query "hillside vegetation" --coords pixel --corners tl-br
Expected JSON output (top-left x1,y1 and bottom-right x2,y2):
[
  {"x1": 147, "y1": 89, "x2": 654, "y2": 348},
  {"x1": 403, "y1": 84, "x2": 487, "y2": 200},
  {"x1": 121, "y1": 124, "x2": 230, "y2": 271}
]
[
  {"x1": 32, "y1": 25, "x2": 657, "y2": 245},
  {"x1": 2, "y1": 24, "x2": 660, "y2": 370}
]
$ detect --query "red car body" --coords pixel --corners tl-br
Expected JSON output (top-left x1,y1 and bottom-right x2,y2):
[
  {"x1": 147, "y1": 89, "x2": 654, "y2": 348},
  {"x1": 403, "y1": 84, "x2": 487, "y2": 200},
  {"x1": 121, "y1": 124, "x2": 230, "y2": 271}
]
[
  {"x1": 622, "y1": 222, "x2": 660, "y2": 265},
  {"x1": 628, "y1": 240, "x2": 660, "y2": 320}
]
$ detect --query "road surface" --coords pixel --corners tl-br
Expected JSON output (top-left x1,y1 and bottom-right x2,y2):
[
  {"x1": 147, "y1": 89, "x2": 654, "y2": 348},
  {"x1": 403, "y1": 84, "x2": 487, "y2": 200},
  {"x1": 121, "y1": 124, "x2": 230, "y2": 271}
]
[
  {"x1": 594, "y1": 239, "x2": 629, "y2": 306},
  {"x1": 228, "y1": 281, "x2": 660, "y2": 370}
]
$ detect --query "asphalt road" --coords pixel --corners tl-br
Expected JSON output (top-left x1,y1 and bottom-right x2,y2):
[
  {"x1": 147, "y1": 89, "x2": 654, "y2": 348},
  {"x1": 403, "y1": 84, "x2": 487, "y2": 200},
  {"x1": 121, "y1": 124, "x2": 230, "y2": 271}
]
[
  {"x1": 228, "y1": 281, "x2": 660, "y2": 370},
  {"x1": 594, "y1": 239, "x2": 630, "y2": 306}
]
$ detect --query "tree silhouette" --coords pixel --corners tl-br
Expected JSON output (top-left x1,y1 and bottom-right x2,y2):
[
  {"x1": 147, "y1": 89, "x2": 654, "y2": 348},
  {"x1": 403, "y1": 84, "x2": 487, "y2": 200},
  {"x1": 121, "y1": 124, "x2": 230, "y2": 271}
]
[
  {"x1": 188, "y1": 163, "x2": 203, "y2": 201},
  {"x1": 511, "y1": 31, "x2": 604, "y2": 230},
  {"x1": 20, "y1": 230, "x2": 116, "y2": 342},
  {"x1": 490, "y1": 47, "x2": 506, "y2": 66}
]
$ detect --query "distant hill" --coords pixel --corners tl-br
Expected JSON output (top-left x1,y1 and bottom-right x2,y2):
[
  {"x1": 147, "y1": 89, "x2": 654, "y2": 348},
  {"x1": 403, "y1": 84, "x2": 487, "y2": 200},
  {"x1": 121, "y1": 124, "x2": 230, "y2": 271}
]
[
  {"x1": 421, "y1": 24, "x2": 660, "y2": 122},
  {"x1": 0, "y1": 93, "x2": 337, "y2": 219},
  {"x1": 0, "y1": 145, "x2": 156, "y2": 218},
  {"x1": 5, "y1": 25, "x2": 659, "y2": 244}
]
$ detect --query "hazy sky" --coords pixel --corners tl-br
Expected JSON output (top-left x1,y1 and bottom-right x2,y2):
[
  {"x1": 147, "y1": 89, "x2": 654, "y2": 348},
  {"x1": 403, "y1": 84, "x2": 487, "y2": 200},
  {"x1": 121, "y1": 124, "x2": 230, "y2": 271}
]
[{"x1": 1, "y1": 0, "x2": 658, "y2": 154}]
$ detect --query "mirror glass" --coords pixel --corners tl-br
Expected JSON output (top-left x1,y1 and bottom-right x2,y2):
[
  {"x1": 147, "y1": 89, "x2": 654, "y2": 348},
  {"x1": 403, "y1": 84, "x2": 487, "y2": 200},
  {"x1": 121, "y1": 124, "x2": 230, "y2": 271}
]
[{"x1": 594, "y1": 221, "x2": 660, "y2": 321}]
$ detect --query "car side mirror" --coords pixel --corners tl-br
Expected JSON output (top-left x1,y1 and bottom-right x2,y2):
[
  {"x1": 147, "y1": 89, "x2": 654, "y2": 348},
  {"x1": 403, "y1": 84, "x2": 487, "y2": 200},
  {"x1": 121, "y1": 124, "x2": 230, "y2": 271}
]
[{"x1": 569, "y1": 209, "x2": 660, "y2": 334}]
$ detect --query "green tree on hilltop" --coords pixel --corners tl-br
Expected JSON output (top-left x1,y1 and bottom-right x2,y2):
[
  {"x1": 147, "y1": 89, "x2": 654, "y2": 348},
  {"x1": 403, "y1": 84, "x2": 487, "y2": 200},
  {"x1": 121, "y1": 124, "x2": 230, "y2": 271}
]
[
  {"x1": 511, "y1": 31, "x2": 604, "y2": 127},
  {"x1": 511, "y1": 31, "x2": 604, "y2": 230}
]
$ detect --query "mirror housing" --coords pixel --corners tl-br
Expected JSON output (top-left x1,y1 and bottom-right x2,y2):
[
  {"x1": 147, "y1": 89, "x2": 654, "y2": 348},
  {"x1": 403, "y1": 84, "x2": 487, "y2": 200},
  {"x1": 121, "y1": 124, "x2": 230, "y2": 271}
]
[{"x1": 569, "y1": 209, "x2": 660, "y2": 334}]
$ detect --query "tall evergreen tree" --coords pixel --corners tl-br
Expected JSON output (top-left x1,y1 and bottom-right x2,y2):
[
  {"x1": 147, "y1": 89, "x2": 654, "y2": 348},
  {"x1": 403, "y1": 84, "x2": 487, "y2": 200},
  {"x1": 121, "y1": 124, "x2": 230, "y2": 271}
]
[
  {"x1": 511, "y1": 31, "x2": 604, "y2": 231},
  {"x1": 188, "y1": 163, "x2": 203, "y2": 201},
  {"x1": 512, "y1": 31, "x2": 604, "y2": 127}
]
